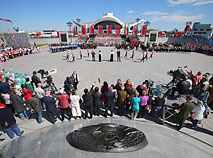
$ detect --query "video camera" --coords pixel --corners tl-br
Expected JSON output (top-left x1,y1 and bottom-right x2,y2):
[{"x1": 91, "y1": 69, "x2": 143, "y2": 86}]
[
  {"x1": 37, "y1": 69, "x2": 57, "y2": 79},
  {"x1": 167, "y1": 69, "x2": 187, "y2": 82}
]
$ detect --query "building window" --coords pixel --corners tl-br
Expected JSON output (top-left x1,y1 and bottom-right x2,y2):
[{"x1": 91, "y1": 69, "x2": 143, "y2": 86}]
[
  {"x1": 207, "y1": 29, "x2": 211, "y2": 31},
  {"x1": 203, "y1": 32, "x2": 207, "y2": 34},
  {"x1": 194, "y1": 32, "x2": 197, "y2": 34},
  {"x1": 194, "y1": 29, "x2": 197, "y2": 31},
  {"x1": 200, "y1": 29, "x2": 204, "y2": 31}
]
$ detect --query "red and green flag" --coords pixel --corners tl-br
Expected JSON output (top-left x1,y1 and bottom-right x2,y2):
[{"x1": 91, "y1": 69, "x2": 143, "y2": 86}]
[
  {"x1": 141, "y1": 25, "x2": 146, "y2": 35},
  {"x1": 81, "y1": 25, "x2": 85, "y2": 35},
  {"x1": 116, "y1": 25, "x2": 120, "y2": 35},
  {"x1": 90, "y1": 25, "x2": 94, "y2": 34},
  {"x1": 98, "y1": 25, "x2": 102, "y2": 35}
]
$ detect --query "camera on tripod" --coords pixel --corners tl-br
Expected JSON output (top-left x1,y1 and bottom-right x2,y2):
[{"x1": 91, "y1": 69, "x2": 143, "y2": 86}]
[{"x1": 37, "y1": 69, "x2": 58, "y2": 97}]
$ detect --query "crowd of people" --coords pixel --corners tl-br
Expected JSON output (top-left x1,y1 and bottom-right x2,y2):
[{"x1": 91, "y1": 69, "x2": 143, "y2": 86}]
[
  {"x1": 0, "y1": 46, "x2": 40, "y2": 63},
  {"x1": 0, "y1": 68, "x2": 212, "y2": 140}
]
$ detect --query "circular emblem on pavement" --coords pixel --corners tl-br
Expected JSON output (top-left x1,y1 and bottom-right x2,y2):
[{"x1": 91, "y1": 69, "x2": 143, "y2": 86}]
[{"x1": 67, "y1": 123, "x2": 148, "y2": 152}]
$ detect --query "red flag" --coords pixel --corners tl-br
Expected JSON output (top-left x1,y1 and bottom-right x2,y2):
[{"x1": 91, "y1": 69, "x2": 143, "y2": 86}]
[
  {"x1": 98, "y1": 25, "x2": 102, "y2": 35},
  {"x1": 141, "y1": 25, "x2": 146, "y2": 35},
  {"x1": 11, "y1": 35, "x2": 15, "y2": 40},
  {"x1": 124, "y1": 25, "x2": 128, "y2": 35},
  {"x1": 81, "y1": 25, "x2": 85, "y2": 35},
  {"x1": 107, "y1": 25, "x2": 111, "y2": 34},
  {"x1": 73, "y1": 26, "x2": 77, "y2": 36},
  {"x1": 116, "y1": 25, "x2": 120, "y2": 35},
  {"x1": 90, "y1": 25, "x2": 94, "y2": 34},
  {"x1": 185, "y1": 25, "x2": 190, "y2": 32},
  {"x1": 133, "y1": 25, "x2": 137, "y2": 35},
  {"x1": 35, "y1": 32, "x2": 40, "y2": 37},
  {"x1": 158, "y1": 31, "x2": 162, "y2": 36}
]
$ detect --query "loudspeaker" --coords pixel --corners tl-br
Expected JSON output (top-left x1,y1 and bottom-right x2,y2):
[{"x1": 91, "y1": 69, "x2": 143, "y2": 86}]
[{"x1": 59, "y1": 32, "x2": 68, "y2": 42}]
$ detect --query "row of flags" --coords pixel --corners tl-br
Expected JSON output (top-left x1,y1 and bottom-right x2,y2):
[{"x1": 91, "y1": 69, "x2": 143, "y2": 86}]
[{"x1": 71, "y1": 25, "x2": 147, "y2": 36}]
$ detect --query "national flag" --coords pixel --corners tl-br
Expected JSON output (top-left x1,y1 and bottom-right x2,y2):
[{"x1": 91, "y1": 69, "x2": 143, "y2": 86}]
[
  {"x1": 141, "y1": 25, "x2": 146, "y2": 35},
  {"x1": 124, "y1": 25, "x2": 128, "y2": 35},
  {"x1": 90, "y1": 25, "x2": 94, "y2": 34},
  {"x1": 107, "y1": 25, "x2": 111, "y2": 34},
  {"x1": 116, "y1": 25, "x2": 120, "y2": 35},
  {"x1": 133, "y1": 25, "x2": 137, "y2": 35},
  {"x1": 11, "y1": 35, "x2": 15, "y2": 40},
  {"x1": 98, "y1": 25, "x2": 102, "y2": 35},
  {"x1": 81, "y1": 25, "x2": 85, "y2": 35},
  {"x1": 158, "y1": 31, "x2": 162, "y2": 36}
]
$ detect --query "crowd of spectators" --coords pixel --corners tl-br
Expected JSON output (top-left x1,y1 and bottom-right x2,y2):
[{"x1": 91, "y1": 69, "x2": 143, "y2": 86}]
[
  {"x1": 94, "y1": 34, "x2": 125, "y2": 46},
  {"x1": 0, "y1": 68, "x2": 212, "y2": 140},
  {"x1": 0, "y1": 46, "x2": 40, "y2": 63}
]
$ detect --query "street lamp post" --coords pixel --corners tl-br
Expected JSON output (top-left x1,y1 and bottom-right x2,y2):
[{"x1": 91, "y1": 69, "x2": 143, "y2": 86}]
[
  {"x1": 67, "y1": 21, "x2": 72, "y2": 43},
  {"x1": 136, "y1": 18, "x2": 140, "y2": 36},
  {"x1": 144, "y1": 21, "x2": 150, "y2": 46}
]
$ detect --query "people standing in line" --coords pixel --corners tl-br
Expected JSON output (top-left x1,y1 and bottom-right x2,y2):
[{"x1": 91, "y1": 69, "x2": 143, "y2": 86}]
[
  {"x1": 34, "y1": 83, "x2": 45, "y2": 110},
  {"x1": 57, "y1": 89, "x2": 71, "y2": 122},
  {"x1": 189, "y1": 100, "x2": 205, "y2": 130},
  {"x1": 25, "y1": 78, "x2": 34, "y2": 93},
  {"x1": 124, "y1": 49, "x2": 128, "y2": 58},
  {"x1": 150, "y1": 49, "x2": 154, "y2": 59},
  {"x1": 141, "y1": 52, "x2": 145, "y2": 62},
  {"x1": 71, "y1": 71, "x2": 79, "y2": 90},
  {"x1": 82, "y1": 83, "x2": 94, "y2": 119},
  {"x1": 92, "y1": 87, "x2": 102, "y2": 116},
  {"x1": 31, "y1": 71, "x2": 41, "y2": 88},
  {"x1": 101, "y1": 81, "x2": 109, "y2": 108},
  {"x1": 104, "y1": 87, "x2": 116, "y2": 118},
  {"x1": 145, "y1": 49, "x2": 148, "y2": 60},
  {"x1": 110, "y1": 50, "x2": 114, "y2": 62},
  {"x1": 175, "y1": 96, "x2": 195, "y2": 130},
  {"x1": 130, "y1": 51, "x2": 135, "y2": 60},
  {"x1": 87, "y1": 50, "x2": 90, "y2": 57},
  {"x1": 98, "y1": 50, "x2": 102, "y2": 62},
  {"x1": 80, "y1": 51, "x2": 83, "y2": 60},
  {"x1": 42, "y1": 90, "x2": 58, "y2": 124},
  {"x1": 0, "y1": 99, "x2": 24, "y2": 139},
  {"x1": 117, "y1": 50, "x2": 121, "y2": 62},
  {"x1": 10, "y1": 88, "x2": 29, "y2": 120},
  {"x1": 72, "y1": 52, "x2": 75, "y2": 62},
  {"x1": 27, "y1": 92, "x2": 43, "y2": 123},
  {"x1": 153, "y1": 92, "x2": 165, "y2": 119},
  {"x1": 70, "y1": 90, "x2": 81, "y2": 119},
  {"x1": 21, "y1": 84, "x2": 32, "y2": 103},
  {"x1": 117, "y1": 86, "x2": 127, "y2": 116},
  {"x1": 66, "y1": 50, "x2": 69, "y2": 61},
  {"x1": 138, "y1": 91, "x2": 149, "y2": 118},
  {"x1": 91, "y1": 50, "x2": 96, "y2": 61},
  {"x1": 131, "y1": 92, "x2": 140, "y2": 120}
]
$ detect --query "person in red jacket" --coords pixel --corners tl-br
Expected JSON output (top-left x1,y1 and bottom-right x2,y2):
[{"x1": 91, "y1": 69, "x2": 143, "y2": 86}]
[
  {"x1": 21, "y1": 84, "x2": 32, "y2": 102},
  {"x1": 57, "y1": 89, "x2": 71, "y2": 121}
]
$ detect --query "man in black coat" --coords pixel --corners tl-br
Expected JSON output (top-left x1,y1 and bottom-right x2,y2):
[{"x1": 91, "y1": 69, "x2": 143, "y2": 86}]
[
  {"x1": 92, "y1": 87, "x2": 102, "y2": 116},
  {"x1": 0, "y1": 101, "x2": 23, "y2": 139},
  {"x1": 42, "y1": 90, "x2": 58, "y2": 124},
  {"x1": 82, "y1": 84, "x2": 94, "y2": 119},
  {"x1": 31, "y1": 71, "x2": 41, "y2": 88},
  {"x1": 104, "y1": 87, "x2": 116, "y2": 117}
]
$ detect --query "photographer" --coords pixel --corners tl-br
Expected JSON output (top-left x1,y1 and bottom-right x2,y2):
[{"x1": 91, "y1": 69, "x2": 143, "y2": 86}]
[
  {"x1": 64, "y1": 77, "x2": 73, "y2": 96},
  {"x1": 31, "y1": 71, "x2": 41, "y2": 88}
]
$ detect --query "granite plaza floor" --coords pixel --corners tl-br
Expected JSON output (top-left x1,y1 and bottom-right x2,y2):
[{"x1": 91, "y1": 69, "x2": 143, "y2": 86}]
[{"x1": 0, "y1": 46, "x2": 213, "y2": 158}]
